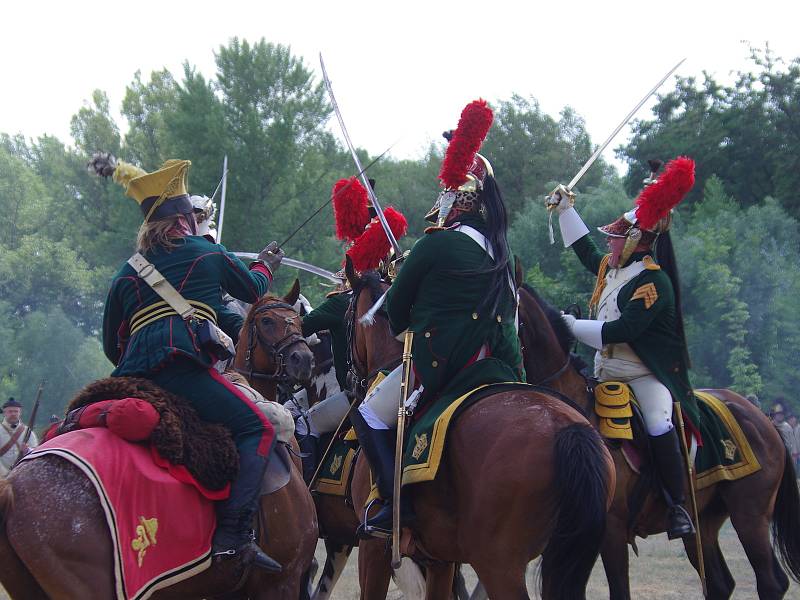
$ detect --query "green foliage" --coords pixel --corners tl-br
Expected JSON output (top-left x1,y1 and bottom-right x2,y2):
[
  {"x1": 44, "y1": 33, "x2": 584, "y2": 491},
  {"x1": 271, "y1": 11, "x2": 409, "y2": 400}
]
[{"x1": 1, "y1": 39, "x2": 799, "y2": 417}]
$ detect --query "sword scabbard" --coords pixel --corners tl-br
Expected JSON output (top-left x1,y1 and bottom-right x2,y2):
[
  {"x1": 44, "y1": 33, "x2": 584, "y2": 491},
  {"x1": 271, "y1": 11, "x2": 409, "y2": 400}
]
[{"x1": 392, "y1": 330, "x2": 414, "y2": 569}]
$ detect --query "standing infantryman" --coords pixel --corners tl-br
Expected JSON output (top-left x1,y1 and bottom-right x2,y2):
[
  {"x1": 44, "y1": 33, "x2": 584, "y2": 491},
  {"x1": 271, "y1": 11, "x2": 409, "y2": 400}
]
[
  {"x1": 0, "y1": 398, "x2": 38, "y2": 476},
  {"x1": 88, "y1": 153, "x2": 285, "y2": 572},
  {"x1": 353, "y1": 99, "x2": 524, "y2": 537},
  {"x1": 551, "y1": 157, "x2": 698, "y2": 540}
]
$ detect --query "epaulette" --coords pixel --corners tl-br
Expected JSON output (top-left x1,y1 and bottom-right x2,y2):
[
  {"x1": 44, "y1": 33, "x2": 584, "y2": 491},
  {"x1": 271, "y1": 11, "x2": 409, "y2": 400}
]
[{"x1": 643, "y1": 256, "x2": 661, "y2": 270}]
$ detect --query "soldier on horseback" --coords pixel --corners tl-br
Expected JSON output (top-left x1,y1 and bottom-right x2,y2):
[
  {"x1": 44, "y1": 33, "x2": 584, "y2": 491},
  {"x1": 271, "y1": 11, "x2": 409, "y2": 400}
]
[
  {"x1": 90, "y1": 154, "x2": 285, "y2": 572},
  {"x1": 551, "y1": 157, "x2": 698, "y2": 540},
  {"x1": 293, "y1": 177, "x2": 407, "y2": 483},
  {"x1": 352, "y1": 100, "x2": 524, "y2": 536}
]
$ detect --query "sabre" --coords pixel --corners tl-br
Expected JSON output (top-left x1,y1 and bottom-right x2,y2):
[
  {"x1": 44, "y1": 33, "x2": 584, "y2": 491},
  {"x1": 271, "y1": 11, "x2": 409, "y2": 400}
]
[
  {"x1": 675, "y1": 402, "x2": 708, "y2": 598},
  {"x1": 391, "y1": 330, "x2": 415, "y2": 569},
  {"x1": 547, "y1": 58, "x2": 686, "y2": 203},
  {"x1": 234, "y1": 253, "x2": 341, "y2": 283},
  {"x1": 319, "y1": 54, "x2": 403, "y2": 257},
  {"x1": 217, "y1": 155, "x2": 229, "y2": 243}
]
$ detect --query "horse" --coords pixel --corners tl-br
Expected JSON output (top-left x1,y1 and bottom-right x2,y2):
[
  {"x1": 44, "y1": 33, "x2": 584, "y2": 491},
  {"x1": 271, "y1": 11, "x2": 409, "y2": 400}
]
[
  {"x1": 0, "y1": 287, "x2": 319, "y2": 600},
  {"x1": 260, "y1": 281, "x2": 425, "y2": 600},
  {"x1": 516, "y1": 282, "x2": 800, "y2": 600},
  {"x1": 346, "y1": 263, "x2": 616, "y2": 600}
]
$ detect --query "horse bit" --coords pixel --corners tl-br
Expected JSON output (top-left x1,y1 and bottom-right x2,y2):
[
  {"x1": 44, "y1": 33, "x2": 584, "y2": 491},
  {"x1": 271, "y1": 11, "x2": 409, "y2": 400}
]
[{"x1": 236, "y1": 302, "x2": 307, "y2": 382}]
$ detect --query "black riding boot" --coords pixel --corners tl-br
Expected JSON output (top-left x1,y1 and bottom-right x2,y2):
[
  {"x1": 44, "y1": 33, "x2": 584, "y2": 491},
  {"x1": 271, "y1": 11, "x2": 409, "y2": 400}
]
[
  {"x1": 650, "y1": 428, "x2": 696, "y2": 540},
  {"x1": 213, "y1": 448, "x2": 283, "y2": 573},
  {"x1": 298, "y1": 434, "x2": 319, "y2": 485},
  {"x1": 350, "y1": 409, "x2": 396, "y2": 537}
]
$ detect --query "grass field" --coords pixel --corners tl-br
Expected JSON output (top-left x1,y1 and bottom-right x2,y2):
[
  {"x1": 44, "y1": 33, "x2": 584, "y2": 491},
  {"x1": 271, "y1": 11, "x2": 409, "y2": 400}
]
[
  {"x1": 1, "y1": 522, "x2": 796, "y2": 598},
  {"x1": 311, "y1": 522, "x2": 799, "y2": 599}
]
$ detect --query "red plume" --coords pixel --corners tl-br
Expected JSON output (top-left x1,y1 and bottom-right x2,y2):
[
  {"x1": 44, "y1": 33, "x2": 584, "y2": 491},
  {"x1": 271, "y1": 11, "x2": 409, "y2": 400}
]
[
  {"x1": 439, "y1": 99, "x2": 494, "y2": 189},
  {"x1": 332, "y1": 177, "x2": 370, "y2": 242},
  {"x1": 634, "y1": 156, "x2": 695, "y2": 231},
  {"x1": 346, "y1": 207, "x2": 408, "y2": 272}
]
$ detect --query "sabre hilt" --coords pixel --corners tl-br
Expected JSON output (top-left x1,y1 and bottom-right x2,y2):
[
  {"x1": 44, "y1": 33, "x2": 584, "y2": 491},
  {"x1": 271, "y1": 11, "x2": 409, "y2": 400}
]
[{"x1": 545, "y1": 184, "x2": 576, "y2": 210}]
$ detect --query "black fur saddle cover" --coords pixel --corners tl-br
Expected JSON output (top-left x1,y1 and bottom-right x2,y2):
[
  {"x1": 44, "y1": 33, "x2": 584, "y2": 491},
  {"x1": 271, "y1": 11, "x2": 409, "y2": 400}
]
[{"x1": 67, "y1": 377, "x2": 239, "y2": 491}]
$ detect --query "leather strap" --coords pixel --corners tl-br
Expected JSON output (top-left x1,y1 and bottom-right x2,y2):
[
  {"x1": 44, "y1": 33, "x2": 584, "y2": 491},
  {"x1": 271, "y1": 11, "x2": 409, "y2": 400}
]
[
  {"x1": 0, "y1": 425, "x2": 25, "y2": 457},
  {"x1": 127, "y1": 253, "x2": 196, "y2": 320}
]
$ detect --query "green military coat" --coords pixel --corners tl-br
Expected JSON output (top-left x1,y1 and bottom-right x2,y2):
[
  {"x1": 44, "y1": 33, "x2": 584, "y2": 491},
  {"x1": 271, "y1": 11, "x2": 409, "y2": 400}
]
[
  {"x1": 386, "y1": 215, "x2": 523, "y2": 402},
  {"x1": 301, "y1": 291, "x2": 351, "y2": 390},
  {"x1": 103, "y1": 236, "x2": 271, "y2": 376},
  {"x1": 571, "y1": 234, "x2": 699, "y2": 424}
]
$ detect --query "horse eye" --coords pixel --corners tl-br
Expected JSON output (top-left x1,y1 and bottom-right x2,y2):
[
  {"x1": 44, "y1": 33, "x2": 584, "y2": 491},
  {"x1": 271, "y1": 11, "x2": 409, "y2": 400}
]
[{"x1": 260, "y1": 317, "x2": 273, "y2": 326}]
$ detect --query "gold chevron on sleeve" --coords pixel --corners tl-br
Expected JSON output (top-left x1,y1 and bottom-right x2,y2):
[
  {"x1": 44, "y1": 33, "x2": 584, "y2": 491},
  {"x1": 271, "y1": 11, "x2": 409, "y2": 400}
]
[{"x1": 631, "y1": 283, "x2": 658, "y2": 309}]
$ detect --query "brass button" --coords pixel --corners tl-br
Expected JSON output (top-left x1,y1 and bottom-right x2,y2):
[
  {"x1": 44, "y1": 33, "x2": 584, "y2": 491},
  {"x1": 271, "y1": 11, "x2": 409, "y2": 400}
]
[
  {"x1": 431, "y1": 360, "x2": 438, "y2": 367},
  {"x1": 472, "y1": 312, "x2": 478, "y2": 320},
  {"x1": 424, "y1": 331, "x2": 431, "y2": 338},
  {"x1": 496, "y1": 315, "x2": 502, "y2": 323}
]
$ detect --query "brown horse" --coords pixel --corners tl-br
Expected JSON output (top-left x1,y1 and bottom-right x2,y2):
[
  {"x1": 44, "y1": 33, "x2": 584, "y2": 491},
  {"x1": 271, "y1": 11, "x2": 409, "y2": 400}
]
[
  {"x1": 516, "y1": 283, "x2": 800, "y2": 600},
  {"x1": 347, "y1": 267, "x2": 616, "y2": 600},
  {"x1": 0, "y1": 288, "x2": 319, "y2": 600}
]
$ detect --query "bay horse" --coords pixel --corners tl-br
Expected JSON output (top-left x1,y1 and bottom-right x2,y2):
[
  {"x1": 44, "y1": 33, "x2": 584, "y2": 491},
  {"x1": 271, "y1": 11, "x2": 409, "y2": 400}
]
[
  {"x1": 0, "y1": 288, "x2": 319, "y2": 600},
  {"x1": 347, "y1": 265, "x2": 616, "y2": 599},
  {"x1": 272, "y1": 281, "x2": 425, "y2": 600},
  {"x1": 516, "y1": 283, "x2": 800, "y2": 600}
]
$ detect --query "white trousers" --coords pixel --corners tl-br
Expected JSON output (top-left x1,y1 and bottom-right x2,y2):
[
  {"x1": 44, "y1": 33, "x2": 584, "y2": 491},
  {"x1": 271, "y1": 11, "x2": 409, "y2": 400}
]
[
  {"x1": 595, "y1": 354, "x2": 674, "y2": 436},
  {"x1": 358, "y1": 365, "x2": 402, "y2": 430},
  {"x1": 288, "y1": 390, "x2": 351, "y2": 437}
]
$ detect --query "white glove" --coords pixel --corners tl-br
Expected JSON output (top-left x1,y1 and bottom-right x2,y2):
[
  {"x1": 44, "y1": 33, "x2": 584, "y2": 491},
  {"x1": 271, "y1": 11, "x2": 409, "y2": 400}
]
[{"x1": 545, "y1": 184, "x2": 575, "y2": 214}]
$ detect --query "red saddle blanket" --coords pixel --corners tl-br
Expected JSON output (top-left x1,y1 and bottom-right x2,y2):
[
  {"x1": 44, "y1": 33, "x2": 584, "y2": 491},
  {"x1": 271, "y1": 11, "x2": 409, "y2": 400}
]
[{"x1": 23, "y1": 428, "x2": 215, "y2": 600}]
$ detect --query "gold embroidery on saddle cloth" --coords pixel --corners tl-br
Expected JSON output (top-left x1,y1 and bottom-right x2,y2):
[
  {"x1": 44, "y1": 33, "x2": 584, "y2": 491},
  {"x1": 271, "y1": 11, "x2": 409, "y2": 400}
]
[
  {"x1": 722, "y1": 439, "x2": 737, "y2": 461},
  {"x1": 411, "y1": 433, "x2": 429, "y2": 460},
  {"x1": 131, "y1": 516, "x2": 159, "y2": 567},
  {"x1": 329, "y1": 454, "x2": 343, "y2": 476},
  {"x1": 631, "y1": 283, "x2": 658, "y2": 309}
]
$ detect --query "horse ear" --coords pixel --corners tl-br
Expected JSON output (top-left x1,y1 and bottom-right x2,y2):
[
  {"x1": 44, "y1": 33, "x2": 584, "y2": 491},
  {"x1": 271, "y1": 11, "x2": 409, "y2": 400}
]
[
  {"x1": 345, "y1": 255, "x2": 359, "y2": 290},
  {"x1": 284, "y1": 278, "x2": 301, "y2": 306},
  {"x1": 514, "y1": 255, "x2": 524, "y2": 291}
]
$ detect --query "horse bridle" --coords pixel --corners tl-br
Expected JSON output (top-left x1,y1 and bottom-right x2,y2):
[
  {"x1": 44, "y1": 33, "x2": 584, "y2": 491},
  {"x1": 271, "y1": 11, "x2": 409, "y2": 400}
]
[
  {"x1": 236, "y1": 302, "x2": 308, "y2": 382},
  {"x1": 345, "y1": 279, "x2": 400, "y2": 399}
]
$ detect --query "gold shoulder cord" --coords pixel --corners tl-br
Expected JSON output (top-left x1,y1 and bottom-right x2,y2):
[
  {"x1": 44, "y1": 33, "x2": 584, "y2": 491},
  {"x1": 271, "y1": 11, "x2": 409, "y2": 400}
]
[{"x1": 588, "y1": 254, "x2": 611, "y2": 318}]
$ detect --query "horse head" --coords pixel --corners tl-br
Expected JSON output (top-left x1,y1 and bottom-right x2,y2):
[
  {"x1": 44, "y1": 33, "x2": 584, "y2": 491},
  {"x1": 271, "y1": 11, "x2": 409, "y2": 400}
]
[
  {"x1": 234, "y1": 280, "x2": 314, "y2": 398},
  {"x1": 345, "y1": 256, "x2": 402, "y2": 397},
  {"x1": 515, "y1": 273, "x2": 589, "y2": 407}
]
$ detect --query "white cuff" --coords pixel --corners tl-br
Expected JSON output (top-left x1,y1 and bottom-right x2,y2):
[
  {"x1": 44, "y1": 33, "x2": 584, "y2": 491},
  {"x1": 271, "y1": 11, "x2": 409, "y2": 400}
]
[
  {"x1": 572, "y1": 319, "x2": 604, "y2": 350},
  {"x1": 558, "y1": 207, "x2": 590, "y2": 247}
]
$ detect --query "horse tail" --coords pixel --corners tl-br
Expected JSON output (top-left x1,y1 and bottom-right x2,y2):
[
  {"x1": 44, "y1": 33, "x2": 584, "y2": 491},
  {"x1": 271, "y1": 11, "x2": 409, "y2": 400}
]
[
  {"x1": 541, "y1": 422, "x2": 609, "y2": 600},
  {"x1": 772, "y1": 443, "x2": 800, "y2": 581}
]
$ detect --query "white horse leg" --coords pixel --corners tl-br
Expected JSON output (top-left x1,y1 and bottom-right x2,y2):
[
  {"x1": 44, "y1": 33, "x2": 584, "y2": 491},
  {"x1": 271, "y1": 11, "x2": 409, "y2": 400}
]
[
  {"x1": 392, "y1": 558, "x2": 426, "y2": 599},
  {"x1": 311, "y1": 541, "x2": 353, "y2": 600}
]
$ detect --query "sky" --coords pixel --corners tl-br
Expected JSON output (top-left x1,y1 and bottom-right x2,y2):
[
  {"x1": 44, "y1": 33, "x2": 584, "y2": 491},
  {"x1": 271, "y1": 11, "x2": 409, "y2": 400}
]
[{"x1": 2, "y1": 0, "x2": 799, "y2": 174}]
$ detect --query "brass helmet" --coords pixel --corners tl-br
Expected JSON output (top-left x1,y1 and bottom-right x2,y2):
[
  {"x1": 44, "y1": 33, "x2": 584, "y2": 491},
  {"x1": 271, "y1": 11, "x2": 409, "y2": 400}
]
[
  {"x1": 598, "y1": 157, "x2": 695, "y2": 265},
  {"x1": 426, "y1": 99, "x2": 494, "y2": 228}
]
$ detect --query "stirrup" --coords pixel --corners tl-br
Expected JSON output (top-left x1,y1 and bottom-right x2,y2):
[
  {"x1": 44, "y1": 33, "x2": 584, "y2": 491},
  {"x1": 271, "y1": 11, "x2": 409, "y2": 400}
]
[
  {"x1": 358, "y1": 497, "x2": 392, "y2": 539},
  {"x1": 667, "y1": 505, "x2": 696, "y2": 540}
]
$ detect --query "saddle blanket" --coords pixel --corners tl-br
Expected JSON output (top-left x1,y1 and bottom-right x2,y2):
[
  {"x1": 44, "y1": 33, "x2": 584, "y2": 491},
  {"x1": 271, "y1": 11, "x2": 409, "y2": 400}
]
[
  {"x1": 402, "y1": 380, "x2": 532, "y2": 486},
  {"x1": 621, "y1": 390, "x2": 761, "y2": 490},
  {"x1": 23, "y1": 428, "x2": 214, "y2": 600},
  {"x1": 691, "y1": 390, "x2": 760, "y2": 489},
  {"x1": 313, "y1": 428, "x2": 359, "y2": 497}
]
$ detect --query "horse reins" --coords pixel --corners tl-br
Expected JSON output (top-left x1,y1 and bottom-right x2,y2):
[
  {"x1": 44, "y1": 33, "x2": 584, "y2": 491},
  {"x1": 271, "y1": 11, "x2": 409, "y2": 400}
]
[{"x1": 236, "y1": 302, "x2": 308, "y2": 382}]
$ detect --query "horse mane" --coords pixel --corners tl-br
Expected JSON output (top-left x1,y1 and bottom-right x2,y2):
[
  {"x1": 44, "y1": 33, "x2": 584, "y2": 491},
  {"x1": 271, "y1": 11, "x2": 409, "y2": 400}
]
[
  {"x1": 521, "y1": 283, "x2": 575, "y2": 355},
  {"x1": 358, "y1": 270, "x2": 387, "y2": 304}
]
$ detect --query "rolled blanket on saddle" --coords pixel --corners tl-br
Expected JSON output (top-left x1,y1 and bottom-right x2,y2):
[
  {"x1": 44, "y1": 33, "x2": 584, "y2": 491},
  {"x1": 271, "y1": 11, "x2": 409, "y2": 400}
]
[{"x1": 45, "y1": 376, "x2": 295, "y2": 492}]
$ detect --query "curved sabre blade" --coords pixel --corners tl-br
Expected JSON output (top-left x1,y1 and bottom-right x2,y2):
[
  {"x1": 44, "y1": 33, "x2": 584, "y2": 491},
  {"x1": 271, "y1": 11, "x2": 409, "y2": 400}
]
[
  {"x1": 567, "y1": 58, "x2": 686, "y2": 191},
  {"x1": 320, "y1": 53, "x2": 402, "y2": 256}
]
